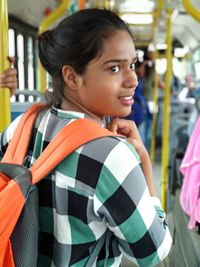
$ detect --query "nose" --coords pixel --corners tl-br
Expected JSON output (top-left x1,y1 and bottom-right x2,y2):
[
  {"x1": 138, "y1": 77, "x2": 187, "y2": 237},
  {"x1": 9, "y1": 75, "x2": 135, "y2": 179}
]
[{"x1": 123, "y1": 70, "x2": 138, "y2": 89}]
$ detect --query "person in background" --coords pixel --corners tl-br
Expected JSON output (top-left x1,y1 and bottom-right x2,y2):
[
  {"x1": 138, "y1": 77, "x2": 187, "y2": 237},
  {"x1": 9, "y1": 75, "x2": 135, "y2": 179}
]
[
  {"x1": 125, "y1": 59, "x2": 153, "y2": 152},
  {"x1": 0, "y1": 57, "x2": 17, "y2": 96},
  {"x1": 125, "y1": 60, "x2": 148, "y2": 127},
  {"x1": 178, "y1": 74, "x2": 196, "y2": 102},
  {"x1": 0, "y1": 8, "x2": 172, "y2": 266}
]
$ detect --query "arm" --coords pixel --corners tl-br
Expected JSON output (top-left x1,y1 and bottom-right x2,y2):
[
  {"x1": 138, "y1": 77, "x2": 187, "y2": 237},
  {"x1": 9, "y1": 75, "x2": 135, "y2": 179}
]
[
  {"x1": 107, "y1": 118, "x2": 157, "y2": 196},
  {"x1": 94, "y1": 140, "x2": 172, "y2": 266}
]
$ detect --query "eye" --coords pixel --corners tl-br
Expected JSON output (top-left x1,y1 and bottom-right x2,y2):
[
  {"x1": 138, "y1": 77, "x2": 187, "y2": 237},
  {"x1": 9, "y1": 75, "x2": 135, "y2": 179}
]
[
  {"x1": 130, "y1": 62, "x2": 135, "y2": 70},
  {"x1": 110, "y1": 66, "x2": 120, "y2": 73}
]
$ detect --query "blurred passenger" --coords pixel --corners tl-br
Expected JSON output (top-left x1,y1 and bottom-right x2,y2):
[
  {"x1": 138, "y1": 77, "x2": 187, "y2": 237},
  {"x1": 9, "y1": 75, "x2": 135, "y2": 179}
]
[
  {"x1": 171, "y1": 75, "x2": 181, "y2": 98},
  {"x1": 140, "y1": 58, "x2": 154, "y2": 151},
  {"x1": 178, "y1": 74, "x2": 196, "y2": 102},
  {"x1": 126, "y1": 52, "x2": 155, "y2": 151},
  {"x1": 125, "y1": 60, "x2": 148, "y2": 127},
  {"x1": 180, "y1": 115, "x2": 200, "y2": 229}
]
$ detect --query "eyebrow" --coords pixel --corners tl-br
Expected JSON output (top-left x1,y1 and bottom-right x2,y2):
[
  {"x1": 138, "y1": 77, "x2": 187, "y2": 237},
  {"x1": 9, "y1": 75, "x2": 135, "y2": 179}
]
[{"x1": 103, "y1": 56, "x2": 137, "y2": 65}]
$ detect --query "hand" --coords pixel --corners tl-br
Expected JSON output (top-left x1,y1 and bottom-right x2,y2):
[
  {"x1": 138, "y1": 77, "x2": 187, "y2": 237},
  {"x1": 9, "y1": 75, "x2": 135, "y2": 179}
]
[
  {"x1": 107, "y1": 118, "x2": 157, "y2": 196},
  {"x1": 107, "y1": 118, "x2": 147, "y2": 160},
  {"x1": 0, "y1": 57, "x2": 17, "y2": 96}
]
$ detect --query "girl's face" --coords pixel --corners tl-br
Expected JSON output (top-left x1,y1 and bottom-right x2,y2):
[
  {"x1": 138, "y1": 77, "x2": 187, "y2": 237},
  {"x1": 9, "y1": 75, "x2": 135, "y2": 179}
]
[{"x1": 69, "y1": 30, "x2": 138, "y2": 119}]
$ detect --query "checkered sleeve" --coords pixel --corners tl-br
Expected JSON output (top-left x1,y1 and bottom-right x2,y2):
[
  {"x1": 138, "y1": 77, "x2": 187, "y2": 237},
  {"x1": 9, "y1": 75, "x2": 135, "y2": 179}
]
[
  {"x1": 0, "y1": 115, "x2": 23, "y2": 159},
  {"x1": 94, "y1": 139, "x2": 172, "y2": 267}
]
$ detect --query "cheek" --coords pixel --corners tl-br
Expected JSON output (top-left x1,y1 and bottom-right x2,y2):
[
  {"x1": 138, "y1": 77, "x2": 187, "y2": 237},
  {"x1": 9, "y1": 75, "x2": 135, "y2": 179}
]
[{"x1": 82, "y1": 73, "x2": 120, "y2": 105}]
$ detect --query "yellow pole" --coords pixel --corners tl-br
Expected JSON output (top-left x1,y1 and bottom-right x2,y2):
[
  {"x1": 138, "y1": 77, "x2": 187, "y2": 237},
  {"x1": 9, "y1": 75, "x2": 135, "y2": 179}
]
[
  {"x1": 38, "y1": 63, "x2": 47, "y2": 93},
  {"x1": 119, "y1": 11, "x2": 159, "y2": 16},
  {"x1": 95, "y1": 0, "x2": 100, "y2": 8},
  {"x1": 157, "y1": 0, "x2": 164, "y2": 17},
  {"x1": 161, "y1": 8, "x2": 173, "y2": 210},
  {"x1": 150, "y1": 50, "x2": 159, "y2": 163},
  {"x1": 0, "y1": 0, "x2": 11, "y2": 132},
  {"x1": 104, "y1": 0, "x2": 110, "y2": 10},
  {"x1": 183, "y1": 0, "x2": 200, "y2": 23},
  {"x1": 38, "y1": 0, "x2": 70, "y2": 93},
  {"x1": 39, "y1": 0, "x2": 70, "y2": 34}
]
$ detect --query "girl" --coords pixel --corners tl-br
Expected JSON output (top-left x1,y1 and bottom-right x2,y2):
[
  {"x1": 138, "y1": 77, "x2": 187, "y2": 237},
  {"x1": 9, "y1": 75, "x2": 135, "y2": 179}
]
[{"x1": 0, "y1": 8, "x2": 172, "y2": 267}]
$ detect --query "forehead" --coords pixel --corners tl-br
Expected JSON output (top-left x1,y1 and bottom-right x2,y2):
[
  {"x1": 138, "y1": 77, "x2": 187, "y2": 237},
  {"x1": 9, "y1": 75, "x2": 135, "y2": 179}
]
[{"x1": 101, "y1": 30, "x2": 136, "y2": 59}]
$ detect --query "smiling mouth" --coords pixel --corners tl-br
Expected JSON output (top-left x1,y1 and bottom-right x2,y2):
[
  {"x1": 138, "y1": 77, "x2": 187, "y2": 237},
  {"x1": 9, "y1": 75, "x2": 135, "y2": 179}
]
[
  {"x1": 118, "y1": 95, "x2": 134, "y2": 106},
  {"x1": 119, "y1": 95, "x2": 133, "y2": 100}
]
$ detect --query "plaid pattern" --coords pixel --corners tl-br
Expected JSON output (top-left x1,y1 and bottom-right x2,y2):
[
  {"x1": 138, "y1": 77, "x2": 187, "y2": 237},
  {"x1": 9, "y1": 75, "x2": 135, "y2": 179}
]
[{"x1": 0, "y1": 106, "x2": 172, "y2": 267}]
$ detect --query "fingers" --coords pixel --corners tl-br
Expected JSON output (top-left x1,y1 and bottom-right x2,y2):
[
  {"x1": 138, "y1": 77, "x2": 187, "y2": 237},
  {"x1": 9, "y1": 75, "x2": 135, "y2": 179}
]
[
  {"x1": 0, "y1": 67, "x2": 17, "y2": 77},
  {"x1": 0, "y1": 68, "x2": 17, "y2": 85},
  {"x1": 108, "y1": 118, "x2": 141, "y2": 140},
  {"x1": 0, "y1": 57, "x2": 17, "y2": 95},
  {"x1": 7, "y1": 56, "x2": 15, "y2": 67},
  {"x1": 108, "y1": 118, "x2": 129, "y2": 133},
  {"x1": 108, "y1": 118, "x2": 124, "y2": 135},
  {"x1": 0, "y1": 68, "x2": 17, "y2": 94},
  {"x1": 108, "y1": 118, "x2": 148, "y2": 160}
]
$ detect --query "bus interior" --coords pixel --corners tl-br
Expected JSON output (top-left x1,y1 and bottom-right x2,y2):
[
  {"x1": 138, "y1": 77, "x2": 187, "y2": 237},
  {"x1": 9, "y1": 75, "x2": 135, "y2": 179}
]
[{"x1": 1, "y1": 0, "x2": 200, "y2": 266}]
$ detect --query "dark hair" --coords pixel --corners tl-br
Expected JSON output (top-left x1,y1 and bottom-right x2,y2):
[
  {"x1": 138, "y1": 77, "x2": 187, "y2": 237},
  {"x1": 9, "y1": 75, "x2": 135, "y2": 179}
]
[{"x1": 38, "y1": 8, "x2": 132, "y2": 105}]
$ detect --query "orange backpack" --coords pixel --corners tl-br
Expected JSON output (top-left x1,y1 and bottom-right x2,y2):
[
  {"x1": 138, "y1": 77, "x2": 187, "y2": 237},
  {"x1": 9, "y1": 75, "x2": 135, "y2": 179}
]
[{"x1": 0, "y1": 103, "x2": 116, "y2": 267}]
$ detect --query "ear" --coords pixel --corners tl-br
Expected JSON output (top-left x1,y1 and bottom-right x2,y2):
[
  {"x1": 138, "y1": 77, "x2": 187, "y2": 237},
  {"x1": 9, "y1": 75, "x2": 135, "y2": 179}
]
[{"x1": 62, "y1": 65, "x2": 82, "y2": 91}]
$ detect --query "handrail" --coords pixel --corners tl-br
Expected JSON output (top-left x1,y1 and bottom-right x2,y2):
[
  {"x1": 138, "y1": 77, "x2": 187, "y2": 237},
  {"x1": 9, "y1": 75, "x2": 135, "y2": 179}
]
[
  {"x1": 39, "y1": 0, "x2": 70, "y2": 34},
  {"x1": 161, "y1": 8, "x2": 173, "y2": 211},
  {"x1": 149, "y1": 0, "x2": 164, "y2": 161},
  {"x1": 150, "y1": 50, "x2": 159, "y2": 163},
  {"x1": 134, "y1": 41, "x2": 152, "y2": 47},
  {"x1": 38, "y1": 0, "x2": 70, "y2": 93},
  {"x1": 14, "y1": 89, "x2": 43, "y2": 98},
  {"x1": 118, "y1": 11, "x2": 159, "y2": 17},
  {"x1": 157, "y1": 0, "x2": 164, "y2": 18},
  {"x1": 183, "y1": 0, "x2": 200, "y2": 23},
  {"x1": 0, "y1": 0, "x2": 11, "y2": 132},
  {"x1": 134, "y1": 33, "x2": 153, "y2": 39},
  {"x1": 129, "y1": 22, "x2": 155, "y2": 27}
]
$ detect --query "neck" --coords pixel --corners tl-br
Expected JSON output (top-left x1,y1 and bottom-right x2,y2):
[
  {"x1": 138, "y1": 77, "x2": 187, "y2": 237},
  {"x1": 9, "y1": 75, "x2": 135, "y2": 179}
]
[{"x1": 61, "y1": 95, "x2": 104, "y2": 124}]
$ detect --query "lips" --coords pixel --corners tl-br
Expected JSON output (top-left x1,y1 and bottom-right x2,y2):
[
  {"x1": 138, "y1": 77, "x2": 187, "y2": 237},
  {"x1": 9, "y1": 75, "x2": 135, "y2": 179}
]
[
  {"x1": 119, "y1": 95, "x2": 133, "y2": 101},
  {"x1": 119, "y1": 95, "x2": 134, "y2": 106}
]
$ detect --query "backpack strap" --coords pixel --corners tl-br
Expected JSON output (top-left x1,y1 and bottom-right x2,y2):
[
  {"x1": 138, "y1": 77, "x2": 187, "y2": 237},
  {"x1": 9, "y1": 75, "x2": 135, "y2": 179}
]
[
  {"x1": 2, "y1": 103, "x2": 118, "y2": 184},
  {"x1": 31, "y1": 118, "x2": 117, "y2": 184},
  {"x1": 2, "y1": 103, "x2": 46, "y2": 165},
  {"x1": 0, "y1": 104, "x2": 119, "y2": 267}
]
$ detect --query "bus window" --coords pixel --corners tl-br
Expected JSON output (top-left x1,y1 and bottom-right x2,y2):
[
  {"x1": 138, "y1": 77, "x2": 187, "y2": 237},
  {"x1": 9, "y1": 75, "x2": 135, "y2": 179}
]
[
  {"x1": 17, "y1": 34, "x2": 25, "y2": 102},
  {"x1": 194, "y1": 62, "x2": 200, "y2": 80},
  {"x1": 9, "y1": 28, "x2": 16, "y2": 103},
  {"x1": 27, "y1": 36, "x2": 34, "y2": 102},
  {"x1": 8, "y1": 28, "x2": 15, "y2": 57},
  {"x1": 194, "y1": 49, "x2": 200, "y2": 81}
]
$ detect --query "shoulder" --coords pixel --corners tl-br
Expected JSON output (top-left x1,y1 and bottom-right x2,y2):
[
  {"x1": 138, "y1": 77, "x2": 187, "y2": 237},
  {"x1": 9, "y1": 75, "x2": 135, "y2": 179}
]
[
  {"x1": 80, "y1": 136, "x2": 140, "y2": 171},
  {"x1": 0, "y1": 114, "x2": 23, "y2": 145}
]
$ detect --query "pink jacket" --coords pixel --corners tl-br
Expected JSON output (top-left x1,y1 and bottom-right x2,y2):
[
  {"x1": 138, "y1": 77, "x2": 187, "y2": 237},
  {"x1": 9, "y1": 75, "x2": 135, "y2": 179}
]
[{"x1": 180, "y1": 116, "x2": 200, "y2": 229}]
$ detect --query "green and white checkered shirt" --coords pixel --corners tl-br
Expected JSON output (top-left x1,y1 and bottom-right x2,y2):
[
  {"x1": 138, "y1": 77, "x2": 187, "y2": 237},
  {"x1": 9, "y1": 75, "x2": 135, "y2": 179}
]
[{"x1": 0, "y1": 105, "x2": 172, "y2": 267}]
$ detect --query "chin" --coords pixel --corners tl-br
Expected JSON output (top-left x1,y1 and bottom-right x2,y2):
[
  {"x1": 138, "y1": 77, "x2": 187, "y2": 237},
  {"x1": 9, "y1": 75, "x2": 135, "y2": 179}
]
[
  {"x1": 108, "y1": 107, "x2": 132, "y2": 118},
  {"x1": 118, "y1": 109, "x2": 132, "y2": 118}
]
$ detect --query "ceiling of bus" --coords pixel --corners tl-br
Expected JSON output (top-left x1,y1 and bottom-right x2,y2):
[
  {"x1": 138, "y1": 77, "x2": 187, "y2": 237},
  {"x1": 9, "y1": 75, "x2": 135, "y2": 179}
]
[{"x1": 8, "y1": 0, "x2": 200, "y2": 52}]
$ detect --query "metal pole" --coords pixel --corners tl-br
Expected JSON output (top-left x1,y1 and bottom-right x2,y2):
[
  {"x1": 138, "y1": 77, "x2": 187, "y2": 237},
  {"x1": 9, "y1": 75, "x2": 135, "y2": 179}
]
[
  {"x1": 150, "y1": 50, "x2": 159, "y2": 163},
  {"x1": 38, "y1": 0, "x2": 70, "y2": 93},
  {"x1": 161, "y1": 8, "x2": 173, "y2": 210},
  {"x1": 183, "y1": 0, "x2": 200, "y2": 23},
  {"x1": 0, "y1": 0, "x2": 11, "y2": 132}
]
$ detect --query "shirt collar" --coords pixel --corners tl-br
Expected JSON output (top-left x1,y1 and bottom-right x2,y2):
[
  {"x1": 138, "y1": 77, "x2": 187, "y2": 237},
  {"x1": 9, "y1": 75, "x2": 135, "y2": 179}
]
[{"x1": 50, "y1": 105, "x2": 107, "y2": 127}]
